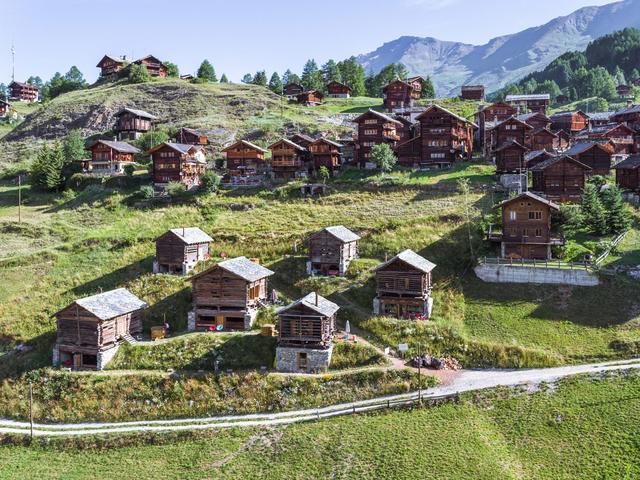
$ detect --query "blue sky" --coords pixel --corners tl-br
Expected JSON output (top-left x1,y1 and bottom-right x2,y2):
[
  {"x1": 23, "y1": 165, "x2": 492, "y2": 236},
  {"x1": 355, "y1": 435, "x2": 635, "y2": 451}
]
[{"x1": 2, "y1": 0, "x2": 619, "y2": 84}]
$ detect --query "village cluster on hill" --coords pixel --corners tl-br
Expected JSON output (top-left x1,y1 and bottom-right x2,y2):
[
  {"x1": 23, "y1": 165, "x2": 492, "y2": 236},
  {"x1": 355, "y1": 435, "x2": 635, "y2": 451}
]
[{"x1": 4, "y1": 52, "x2": 638, "y2": 374}]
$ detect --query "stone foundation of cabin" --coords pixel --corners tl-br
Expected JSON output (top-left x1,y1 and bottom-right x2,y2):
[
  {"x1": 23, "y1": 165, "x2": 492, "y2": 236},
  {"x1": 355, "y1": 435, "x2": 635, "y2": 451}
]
[
  {"x1": 306, "y1": 260, "x2": 351, "y2": 277},
  {"x1": 372, "y1": 297, "x2": 434, "y2": 319},
  {"x1": 187, "y1": 309, "x2": 257, "y2": 332},
  {"x1": 498, "y1": 174, "x2": 527, "y2": 194},
  {"x1": 153, "y1": 261, "x2": 198, "y2": 275},
  {"x1": 187, "y1": 311, "x2": 196, "y2": 331},
  {"x1": 276, "y1": 345, "x2": 333, "y2": 373},
  {"x1": 97, "y1": 346, "x2": 119, "y2": 370},
  {"x1": 52, "y1": 344, "x2": 60, "y2": 366},
  {"x1": 474, "y1": 264, "x2": 599, "y2": 286}
]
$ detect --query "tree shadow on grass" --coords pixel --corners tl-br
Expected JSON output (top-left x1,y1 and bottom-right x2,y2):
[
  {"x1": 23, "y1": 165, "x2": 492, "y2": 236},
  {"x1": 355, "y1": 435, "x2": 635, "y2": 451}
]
[{"x1": 70, "y1": 255, "x2": 155, "y2": 298}]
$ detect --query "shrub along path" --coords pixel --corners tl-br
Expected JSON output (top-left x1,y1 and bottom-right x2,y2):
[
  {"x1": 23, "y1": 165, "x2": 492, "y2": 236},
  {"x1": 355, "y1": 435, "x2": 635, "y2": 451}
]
[{"x1": 2, "y1": 359, "x2": 639, "y2": 438}]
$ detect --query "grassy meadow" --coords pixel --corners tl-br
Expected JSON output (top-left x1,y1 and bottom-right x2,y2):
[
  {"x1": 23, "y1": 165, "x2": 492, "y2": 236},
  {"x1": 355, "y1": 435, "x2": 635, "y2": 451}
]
[{"x1": 1, "y1": 372, "x2": 640, "y2": 479}]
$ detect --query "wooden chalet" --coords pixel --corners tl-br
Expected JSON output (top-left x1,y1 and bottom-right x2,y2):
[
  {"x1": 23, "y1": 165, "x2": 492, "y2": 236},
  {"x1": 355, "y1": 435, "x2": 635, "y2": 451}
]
[
  {"x1": 326, "y1": 81, "x2": 352, "y2": 98},
  {"x1": 85, "y1": 140, "x2": 141, "y2": 175},
  {"x1": 614, "y1": 155, "x2": 640, "y2": 192},
  {"x1": 0, "y1": 100, "x2": 10, "y2": 118},
  {"x1": 461, "y1": 85, "x2": 485, "y2": 101},
  {"x1": 404, "y1": 104, "x2": 475, "y2": 168},
  {"x1": 517, "y1": 112, "x2": 551, "y2": 131},
  {"x1": 275, "y1": 292, "x2": 339, "y2": 373},
  {"x1": 353, "y1": 109, "x2": 402, "y2": 167},
  {"x1": 505, "y1": 94, "x2": 551, "y2": 114},
  {"x1": 555, "y1": 129, "x2": 572, "y2": 151},
  {"x1": 290, "y1": 133, "x2": 315, "y2": 150},
  {"x1": 180, "y1": 74, "x2": 194, "y2": 81},
  {"x1": 617, "y1": 84, "x2": 632, "y2": 98},
  {"x1": 494, "y1": 141, "x2": 529, "y2": 173},
  {"x1": 149, "y1": 141, "x2": 207, "y2": 190},
  {"x1": 296, "y1": 90, "x2": 324, "y2": 106},
  {"x1": 383, "y1": 79, "x2": 421, "y2": 111},
  {"x1": 477, "y1": 102, "x2": 518, "y2": 123},
  {"x1": 54, "y1": 288, "x2": 147, "y2": 370},
  {"x1": 96, "y1": 55, "x2": 126, "y2": 78},
  {"x1": 373, "y1": 249, "x2": 436, "y2": 320},
  {"x1": 307, "y1": 226, "x2": 360, "y2": 277},
  {"x1": 309, "y1": 138, "x2": 342, "y2": 171},
  {"x1": 133, "y1": 55, "x2": 168, "y2": 77},
  {"x1": 575, "y1": 123, "x2": 635, "y2": 155},
  {"x1": 550, "y1": 111, "x2": 589, "y2": 133},
  {"x1": 524, "y1": 149, "x2": 554, "y2": 169},
  {"x1": 268, "y1": 138, "x2": 308, "y2": 181},
  {"x1": 8, "y1": 81, "x2": 38, "y2": 102},
  {"x1": 492, "y1": 116, "x2": 532, "y2": 150},
  {"x1": 154, "y1": 227, "x2": 213, "y2": 275},
  {"x1": 490, "y1": 192, "x2": 562, "y2": 260},
  {"x1": 283, "y1": 83, "x2": 304, "y2": 98},
  {"x1": 529, "y1": 128, "x2": 558, "y2": 152},
  {"x1": 561, "y1": 141, "x2": 613, "y2": 176},
  {"x1": 175, "y1": 127, "x2": 216, "y2": 146},
  {"x1": 190, "y1": 257, "x2": 274, "y2": 331},
  {"x1": 394, "y1": 115, "x2": 415, "y2": 142},
  {"x1": 113, "y1": 107, "x2": 156, "y2": 140},
  {"x1": 222, "y1": 140, "x2": 269, "y2": 185},
  {"x1": 530, "y1": 156, "x2": 592, "y2": 203},
  {"x1": 611, "y1": 103, "x2": 640, "y2": 130},
  {"x1": 588, "y1": 112, "x2": 614, "y2": 128}
]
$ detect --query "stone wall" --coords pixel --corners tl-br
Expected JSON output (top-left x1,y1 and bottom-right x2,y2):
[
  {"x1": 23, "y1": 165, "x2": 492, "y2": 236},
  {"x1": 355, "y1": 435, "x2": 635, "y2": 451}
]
[
  {"x1": 474, "y1": 264, "x2": 599, "y2": 286},
  {"x1": 97, "y1": 345, "x2": 120, "y2": 370},
  {"x1": 276, "y1": 345, "x2": 333, "y2": 373}
]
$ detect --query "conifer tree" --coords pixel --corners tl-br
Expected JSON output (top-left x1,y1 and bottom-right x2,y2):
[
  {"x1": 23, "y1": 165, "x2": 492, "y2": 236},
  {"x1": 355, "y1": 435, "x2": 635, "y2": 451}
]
[
  {"x1": 220, "y1": 73, "x2": 229, "y2": 83},
  {"x1": 241, "y1": 73, "x2": 253, "y2": 84},
  {"x1": 301, "y1": 59, "x2": 323, "y2": 91},
  {"x1": 581, "y1": 183, "x2": 607, "y2": 235},
  {"x1": 45, "y1": 142, "x2": 65, "y2": 191},
  {"x1": 197, "y1": 60, "x2": 217, "y2": 82},
  {"x1": 268, "y1": 72, "x2": 283, "y2": 93},
  {"x1": 252, "y1": 71, "x2": 268, "y2": 87},
  {"x1": 602, "y1": 184, "x2": 631, "y2": 234}
]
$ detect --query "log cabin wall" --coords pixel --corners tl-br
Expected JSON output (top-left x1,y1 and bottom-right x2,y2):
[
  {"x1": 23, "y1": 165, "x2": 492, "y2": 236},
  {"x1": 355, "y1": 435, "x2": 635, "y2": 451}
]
[
  {"x1": 90, "y1": 144, "x2": 135, "y2": 168},
  {"x1": 308, "y1": 231, "x2": 357, "y2": 274},
  {"x1": 225, "y1": 145, "x2": 266, "y2": 178},
  {"x1": 355, "y1": 112, "x2": 400, "y2": 166},
  {"x1": 495, "y1": 119, "x2": 528, "y2": 148},
  {"x1": 191, "y1": 268, "x2": 268, "y2": 330},
  {"x1": 482, "y1": 103, "x2": 517, "y2": 123},
  {"x1": 115, "y1": 114, "x2": 151, "y2": 135},
  {"x1": 375, "y1": 260, "x2": 431, "y2": 299},
  {"x1": 495, "y1": 145, "x2": 527, "y2": 173},
  {"x1": 419, "y1": 109, "x2": 473, "y2": 165},
  {"x1": 500, "y1": 197, "x2": 557, "y2": 260},
  {"x1": 269, "y1": 141, "x2": 305, "y2": 179},
  {"x1": 309, "y1": 141, "x2": 340, "y2": 170},
  {"x1": 155, "y1": 232, "x2": 208, "y2": 271},
  {"x1": 528, "y1": 130, "x2": 556, "y2": 152},
  {"x1": 395, "y1": 136, "x2": 422, "y2": 167},
  {"x1": 152, "y1": 145, "x2": 183, "y2": 184},
  {"x1": 9, "y1": 82, "x2": 39, "y2": 102},
  {"x1": 278, "y1": 304, "x2": 335, "y2": 349},
  {"x1": 531, "y1": 158, "x2": 589, "y2": 202},
  {"x1": 383, "y1": 81, "x2": 414, "y2": 111},
  {"x1": 573, "y1": 148, "x2": 612, "y2": 176},
  {"x1": 616, "y1": 168, "x2": 640, "y2": 191},
  {"x1": 551, "y1": 113, "x2": 589, "y2": 133}
]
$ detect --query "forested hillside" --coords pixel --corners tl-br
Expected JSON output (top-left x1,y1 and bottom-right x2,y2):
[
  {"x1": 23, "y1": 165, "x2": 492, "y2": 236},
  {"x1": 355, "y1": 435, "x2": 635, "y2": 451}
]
[{"x1": 494, "y1": 28, "x2": 640, "y2": 108}]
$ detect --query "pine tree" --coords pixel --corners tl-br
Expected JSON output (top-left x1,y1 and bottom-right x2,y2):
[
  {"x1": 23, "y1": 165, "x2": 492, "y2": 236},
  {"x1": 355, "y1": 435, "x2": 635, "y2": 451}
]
[
  {"x1": 64, "y1": 130, "x2": 85, "y2": 163},
  {"x1": 30, "y1": 144, "x2": 51, "y2": 190},
  {"x1": 301, "y1": 59, "x2": 322, "y2": 91},
  {"x1": 129, "y1": 64, "x2": 150, "y2": 84},
  {"x1": 581, "y1": 183, "x2": 608, "y2": 235},
  {"x1": 220, "y1": 74, "x2": 229, "y2": 83},
  {"x1": 45, "y1": 142, "x2": 65, "y2": 191},
  {"x1": 253, "y1": 71, "x2": 268, "y2": 87},
  {"x1": 268, "y1": 72, "x2": 283, "y2": 93},
  {"x1": 421, "y1": 77, "x2": 435, "y2": 98},
  {"x1": 164, "y1": 62, "x2": 179, "y2": 78},
  {"x1": 601, "y1": 184, "x2": 631, "y2": 234},
  {"x1": 197, "y1": 60, "x2": 217, "y2": 82},
  {"x1": 241, "y1": 73, "x2": 253, "y2": 84},
  {"x1": 321, "y1": 60, "x2": 342, "y2": 84}
]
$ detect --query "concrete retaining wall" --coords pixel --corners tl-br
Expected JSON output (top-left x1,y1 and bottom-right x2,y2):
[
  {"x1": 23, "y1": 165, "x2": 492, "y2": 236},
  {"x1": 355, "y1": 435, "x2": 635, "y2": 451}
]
[{"x1": 474, "y1": 264, "x2": 599, "y2": 286}]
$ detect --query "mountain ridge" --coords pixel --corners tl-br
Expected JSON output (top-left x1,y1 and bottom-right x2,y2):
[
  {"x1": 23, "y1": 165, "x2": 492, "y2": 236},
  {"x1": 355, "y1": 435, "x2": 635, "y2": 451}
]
[{"x1": 357, "y1": 0, "x2": 640, "y2": 96}]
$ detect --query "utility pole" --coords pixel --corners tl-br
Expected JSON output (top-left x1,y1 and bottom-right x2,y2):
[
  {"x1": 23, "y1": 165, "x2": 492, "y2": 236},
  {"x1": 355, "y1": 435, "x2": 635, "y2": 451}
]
[
  {"x1": 17, "y1": 175, "x2": 22, "y2": 223},
  {"x1": 11, "y1": 42, "x2": 15, "y2": 83},
  {"x1": 29, "y1": 381, "x2": 34, "y2": 441}
]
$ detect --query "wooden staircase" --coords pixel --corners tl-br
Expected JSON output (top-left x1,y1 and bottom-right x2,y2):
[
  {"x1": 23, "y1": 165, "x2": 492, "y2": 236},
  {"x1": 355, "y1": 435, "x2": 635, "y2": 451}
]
[{"x1": 120, "y1": 333, "x2": 138, "y2": 345}]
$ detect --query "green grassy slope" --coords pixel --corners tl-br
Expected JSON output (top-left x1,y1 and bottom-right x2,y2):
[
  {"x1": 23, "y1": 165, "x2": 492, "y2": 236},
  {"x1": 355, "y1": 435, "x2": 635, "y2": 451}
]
[{"x1": 1, "y1": 373, "x2": 639, "y2": 479}]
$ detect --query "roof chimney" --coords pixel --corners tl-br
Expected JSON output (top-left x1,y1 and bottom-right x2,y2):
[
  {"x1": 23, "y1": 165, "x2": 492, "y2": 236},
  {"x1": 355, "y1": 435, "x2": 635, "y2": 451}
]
[
  {"x1": 627, "y1": 99, "x2": 634, "y2": 108},
  {"x1": 314, "y1": 292, "x2": 319, "y2": 306}
]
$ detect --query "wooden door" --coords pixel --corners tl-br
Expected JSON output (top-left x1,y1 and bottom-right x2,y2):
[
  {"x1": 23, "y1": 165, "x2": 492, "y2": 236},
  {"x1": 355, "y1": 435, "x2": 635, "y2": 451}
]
[
  {"x1": 73, "y1": 353, "x2": 82, "y2": 369},
  {"x1": 216, "y1": 316, "x2": 224, "y2": 329},
  {"x1": 297, "y1": 352, "x2": 308, "y2": 371}
]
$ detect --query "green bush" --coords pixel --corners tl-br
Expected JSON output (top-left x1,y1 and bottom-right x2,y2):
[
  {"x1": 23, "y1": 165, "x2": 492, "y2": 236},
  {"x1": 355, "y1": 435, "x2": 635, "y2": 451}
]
[
  {"x1": 200, "y1": 171, "x2": 221, "y2": 194},
  {"x1": 124, "y1": 164, "x2": 135, "y2": 176},
  {"x1": 330, "y1": 341, "x2": 388, "y2": 370},
  {"x1": 65, "y1": 173, "x2": 103, "y2": 191},
  {"x1": 138, "y1": 185, "x2": 154, "y2": 199},
  {"x1": 166, "y1": 181, "x2": 187, "y2": 197}
]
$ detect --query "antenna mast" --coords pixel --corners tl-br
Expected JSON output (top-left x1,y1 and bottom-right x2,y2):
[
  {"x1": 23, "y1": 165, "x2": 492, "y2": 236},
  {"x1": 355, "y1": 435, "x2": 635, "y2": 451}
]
[{"x1": 11, "y1": 42, "x2": 15, "y2": 82}]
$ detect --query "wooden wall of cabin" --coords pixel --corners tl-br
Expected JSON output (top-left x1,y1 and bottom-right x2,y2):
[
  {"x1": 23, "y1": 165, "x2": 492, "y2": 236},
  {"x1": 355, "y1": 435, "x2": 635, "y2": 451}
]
[
  {"x1": 278, "y1": 306, "x2": 335, "y2": 348},
  {"x1": 376, "y1": 261, "x2": 429, "y2": 298},
  {"x1": 501, "y1": 201, "x2": 552, "y2": 244},
  {"x1": 574, "y1": 150, "x2": 612, "y2": 176}
]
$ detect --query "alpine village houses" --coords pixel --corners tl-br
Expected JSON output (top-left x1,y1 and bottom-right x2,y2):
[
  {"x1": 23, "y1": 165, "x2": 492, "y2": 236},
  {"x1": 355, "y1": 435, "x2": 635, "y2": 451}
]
[
  {"x1": 189, "y1": 257, "x2": 274, "y2": 331},
  {"x1": 133, "y1": 55, "x2": 168, "y2": 77},
  {"x1": 268, "y1": 138, "x2": 308, "y2": 180},
  {"x1": 383, "y1": 77, "x2": 424, "y2": 112},
  {"x1": 373, "y1": 249, "x2": 436, "y2": 320},
  {"x1": 114, "y1": 107, "x2": 156, "y2": 140},
  {"x1": 307, "y1": 226, "x2": 360, "y2": 276},
  {"x1": 96, "y1": 55, "x2": 127, "y2": 79},
  {"x1": 53, "y1": 289, "x2": 147, "y2": 370},
  {"x1": 309, "y1": 138, "x2": 342, "y2": 171},
  {"x1": 490, "y1": 192, "x2": 563, "y2": 260},
  {"x1": 461, "y1": 85, "x2": 485, "y2": 101},
  {"x1": 505, "y1": 94, "x2": 551, "y2": 114},
  {"x1": 149, "y1": 141, "x2": 207, "y2": 191},
  {"x1": 326, "y1": 81, "x2": 352, "y2": 98},
  {"x1": 614, "y1": 155, "x2": 640, "y2": 192},
  {"x1": 354, "y1": 109, "x2": 402, "y2": 167},
  {"x1": 154, "y1": 227, "x2": 213, "y2": 275},
  {"x1": 396, "y1": 104, "x2": 475, "y2": 168},
  {"x1": 85, "y1": 139, "x2": 141, "y2": 175},
  {"x1": 530, "y1": 156, "x2": 592, "y2": 203},
  {"x1": 275, "y1": 292, "x2": 339, "y2": 373},
  {"x1": 222, "y1": 140, "x2": 269, "y2": 185},
  {"x1": 561, "y1": 142, "x2": 613, "y2": 176},
  {"x1": 8, "y1": 81, "x2": 39, "y2": 102}
]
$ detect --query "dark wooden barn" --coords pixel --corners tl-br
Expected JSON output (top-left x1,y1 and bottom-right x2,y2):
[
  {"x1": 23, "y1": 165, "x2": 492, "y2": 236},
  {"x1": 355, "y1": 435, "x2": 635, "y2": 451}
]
[
  {"x1": 268, "y1": 138, "x2": 308, "y2": 181},
  {"x1": 461, "y1": 85, "x2": 485, "y2": 101},
  {"x1": 154, "y1": 227, "x2": 213, "y2": 275},
  {"x1": 133, "y1": 55, "x2": 168, "y2": 77},
  {"x1": 614, "y1": 155, "x2": 640, "y2": 192},
  {"x1": 113, "y1": 107, "x2": 156, "y2": 140},
  {"x1": 494, "y1": 140, "x2": 528, "y2": 173},
  {"x1": 296, "y1": 90, "x2": 324, "y2": 106},
  {"x1": 307, "y1": 226, "x2": 360, "y2": 277},
  {"x1": 353, "y1": 109, "x2": 402, "y2": 167},
  {"x1": 283, "y1": 83, "x2": 304, "y2": 98},
  {"x1": 530, "y1": 156, "x2": 592, "y2": 203},
  {"x1": 309, "y1": 138, "x2": 342, "y2": 171},
  {"x1": 189, "y1": 257, "x2": 274, "y2": 331},
  {"x1": 275, "y1": 293, "x2": 339, "y2": 373},
  {"x1": 327, "y1": 81, "x2": 352, "y2": 98},
  {"x1": 54, "y1": 288, "x2": 147, "y2": 370},
  {"x1": 8, "y1": 81, "x2": 38, "y2": 102},
  {"x1": 524, "y1": 150, "x2": 555, "y2": 169},
  {"x1": 561, "y1": 142, "x2": 613, "y2": 176},
  {"x1": 149, "y1": 141, "x2": 207, "y2": 190},
  {"x1": 222, "y1": 140, "x2": 269, "y2": 185},
  {"x1": 85, "y1": 140, "x2": 140, "y2": 175},
  {"x1": 490, "y1": 192, "x2": 562, "y2": 260},
  {"x1": 550, "y1": 111, "x2": 589, "y2": 133},
  {"x1": 96, "y1": 55, "x2": 126, "y2": 78},
  {"x1": 373, "y1": 249, "x2": 436, "y2": 320},
  {"x1": 505, "y1": 94, "x2": 551, "y2": 114}
]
